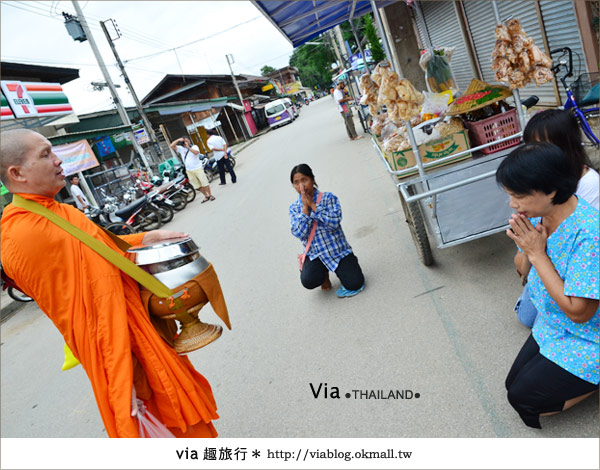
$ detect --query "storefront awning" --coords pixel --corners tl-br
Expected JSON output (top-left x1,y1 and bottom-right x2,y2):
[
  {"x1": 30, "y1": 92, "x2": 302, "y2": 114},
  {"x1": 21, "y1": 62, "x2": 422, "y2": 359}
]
[
  {"x1": 145, "y1": 98, "x2": 232, "y2": 116},
  {"x1": 48, "y1": 125, "x2": 133, "y2": 146},
  {"x1": 252, "y1": 0, "x2": 398, "y2": 47}
]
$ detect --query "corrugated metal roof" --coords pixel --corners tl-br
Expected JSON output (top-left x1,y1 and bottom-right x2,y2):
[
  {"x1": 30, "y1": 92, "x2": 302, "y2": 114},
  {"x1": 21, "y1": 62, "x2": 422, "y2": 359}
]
[{"x1": 252, "y1": 0, "x2": 399, "y2": 47}]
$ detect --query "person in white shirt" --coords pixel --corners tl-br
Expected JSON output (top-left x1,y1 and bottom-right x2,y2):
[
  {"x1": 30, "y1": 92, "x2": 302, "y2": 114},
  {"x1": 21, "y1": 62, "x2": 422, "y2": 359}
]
[
  {"x1": 333, "y1": 81, "x2": 363, "y2": 141},
  {"x1": 170, "y1": 137, "x2": 214, "y2": 203},
  {"x1": 206, "y1": 129, "x2": 236, "y2": 185},
  {"x1": 69, "y1": 175, "x2": 89, "y2": 210}
]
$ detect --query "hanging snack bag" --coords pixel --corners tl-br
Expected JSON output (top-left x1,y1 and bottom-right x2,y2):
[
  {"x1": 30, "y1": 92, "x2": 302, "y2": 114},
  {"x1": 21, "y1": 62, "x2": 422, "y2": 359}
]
[{"x1": 419, "y1": 47, "x2": 458, "y2": 95}]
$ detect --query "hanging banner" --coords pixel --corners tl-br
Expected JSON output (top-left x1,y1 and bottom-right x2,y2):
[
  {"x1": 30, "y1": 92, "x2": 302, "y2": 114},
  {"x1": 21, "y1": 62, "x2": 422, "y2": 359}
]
[
  {"x1": 95, "y1": 136, "x2": 116, "y2": 157},
  {"x1": 53, "y1": 139, "x2": 100, "y2": 176}
]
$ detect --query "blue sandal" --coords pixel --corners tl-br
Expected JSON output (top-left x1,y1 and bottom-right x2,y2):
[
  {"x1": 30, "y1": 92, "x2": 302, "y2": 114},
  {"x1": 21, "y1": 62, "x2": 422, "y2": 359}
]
[{"x1": 336, "y1": 284, "x2": 365, "y2": 298}]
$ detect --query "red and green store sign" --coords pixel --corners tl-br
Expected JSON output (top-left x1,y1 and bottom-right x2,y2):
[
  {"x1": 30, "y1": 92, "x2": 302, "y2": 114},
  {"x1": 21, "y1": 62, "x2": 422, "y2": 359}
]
[{"x1": 0, "y1": 81, "x2": 74, "y2": 119}]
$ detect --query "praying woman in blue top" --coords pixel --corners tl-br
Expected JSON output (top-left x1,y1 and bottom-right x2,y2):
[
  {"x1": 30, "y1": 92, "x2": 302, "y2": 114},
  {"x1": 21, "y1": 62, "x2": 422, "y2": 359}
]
[
  {"x1": 496, "y1": 142, "x2": 599, "y2": 429},
  {"x1": 289, "y1": 164, "x2": 365, "y2": 298}
]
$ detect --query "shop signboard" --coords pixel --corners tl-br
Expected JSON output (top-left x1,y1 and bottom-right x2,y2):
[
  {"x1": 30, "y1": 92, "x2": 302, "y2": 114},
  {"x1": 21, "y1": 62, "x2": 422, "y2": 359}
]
[
  {"x1": 134, "y1": 128, "x2": 149, "y2": 144},
  {"x1": 1, "y1": 93, "x2": 14, "y2": 120},
  {"x1": 53, "y1": 139, "x2": 100, "y2": 176},
  {"x1": 284, "y1": 81, "x2": 302, "y2": 94},
  {"x1": 261, "y1": 83, "x2": 274, "y2": 92},
  {"x1": 350, "y1": 49, "x2": 372, "y2": 70},
  {"x1": 0, "y1": 81, "x2": 74, "y2": 118}
]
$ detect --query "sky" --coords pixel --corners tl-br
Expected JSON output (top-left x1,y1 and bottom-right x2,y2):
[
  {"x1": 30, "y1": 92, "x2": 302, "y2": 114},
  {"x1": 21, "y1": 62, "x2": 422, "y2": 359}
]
[{"x1": 0, "y1": 0, "x2": 295, "y2": 115}]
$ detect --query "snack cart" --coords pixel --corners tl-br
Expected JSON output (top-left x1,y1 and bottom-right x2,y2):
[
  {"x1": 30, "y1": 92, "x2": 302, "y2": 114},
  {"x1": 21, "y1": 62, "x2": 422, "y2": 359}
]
[{"x1": 368, "y1": 1, "x2": 546, "y2": 265}]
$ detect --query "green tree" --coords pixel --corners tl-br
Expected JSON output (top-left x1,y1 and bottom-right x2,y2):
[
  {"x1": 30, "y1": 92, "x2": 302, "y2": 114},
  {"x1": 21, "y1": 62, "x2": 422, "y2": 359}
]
[
  {"x1": 289, "y1": 38, "x2": 336, "y2": 90},
  {"x1": 363, "y1": 14, "x2": 386, "y2": 63},
  {"x1": 260, "y1": 65, "x2": 276, "y2": 75}
]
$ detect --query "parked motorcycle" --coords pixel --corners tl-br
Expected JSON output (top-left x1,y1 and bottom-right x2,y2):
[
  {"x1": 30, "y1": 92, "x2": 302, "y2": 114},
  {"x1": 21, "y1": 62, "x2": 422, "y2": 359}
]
[
  {"x1": 1, "y1": 263, "x2": 33, "y2": 302},
  {"x1": 201, "y1": 151, "x2": 237, "y2": 183},
  {"x1": 89, "y1": 189, "x2": 162, "y2": 233},
  {"x1": 159, "y1": 166, "x2": 197, "y2": 203},
  {"x1": 125, "y1": 185, "x2": 175, "y2": 224},
  {"x1": 138, "y1": 174, "x2": 189, "y2": 211}
]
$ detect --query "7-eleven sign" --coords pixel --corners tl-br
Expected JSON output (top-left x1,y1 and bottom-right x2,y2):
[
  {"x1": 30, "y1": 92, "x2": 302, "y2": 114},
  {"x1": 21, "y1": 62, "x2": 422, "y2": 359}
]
[{"x1": 0, "y1": 81, "x2": 38, "y2": 118}]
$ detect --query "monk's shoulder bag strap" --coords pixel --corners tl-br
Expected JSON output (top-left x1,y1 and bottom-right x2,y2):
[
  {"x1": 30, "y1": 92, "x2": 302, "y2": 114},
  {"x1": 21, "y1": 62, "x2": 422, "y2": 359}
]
[{"x1": 11, "y1": 195, "x2": 173, "y2": 299}]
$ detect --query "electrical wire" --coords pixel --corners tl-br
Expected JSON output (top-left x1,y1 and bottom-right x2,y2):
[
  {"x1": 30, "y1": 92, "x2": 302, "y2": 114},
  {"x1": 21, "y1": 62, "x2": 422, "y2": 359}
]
[{"x1": 123, "y1": 16, "x2": 262, "y2": 63}]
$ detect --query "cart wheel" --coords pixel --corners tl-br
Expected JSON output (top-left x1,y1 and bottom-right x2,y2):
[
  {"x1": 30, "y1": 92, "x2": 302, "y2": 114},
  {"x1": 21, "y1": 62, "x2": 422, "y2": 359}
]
[{"x1": 399, "y1": 194, "x2": 434, "y2": 266}]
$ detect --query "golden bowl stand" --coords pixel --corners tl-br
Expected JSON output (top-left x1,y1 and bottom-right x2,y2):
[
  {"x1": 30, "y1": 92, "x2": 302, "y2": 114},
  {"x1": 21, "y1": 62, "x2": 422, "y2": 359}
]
[{"x1": 160, "y1": 302, "x2": 222, "y2": 354}]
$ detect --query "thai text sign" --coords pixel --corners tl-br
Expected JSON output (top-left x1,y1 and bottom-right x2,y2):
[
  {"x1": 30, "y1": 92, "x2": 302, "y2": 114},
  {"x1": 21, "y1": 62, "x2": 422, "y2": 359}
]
[{"x1": 53, "y1": 140, "x2": 100, "y2": 176}]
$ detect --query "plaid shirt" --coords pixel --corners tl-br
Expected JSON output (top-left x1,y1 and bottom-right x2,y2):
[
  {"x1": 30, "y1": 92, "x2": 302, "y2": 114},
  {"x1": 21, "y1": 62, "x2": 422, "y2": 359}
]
[{"x1": 289, "y1": 189, "x2": 353, "y2": 271}]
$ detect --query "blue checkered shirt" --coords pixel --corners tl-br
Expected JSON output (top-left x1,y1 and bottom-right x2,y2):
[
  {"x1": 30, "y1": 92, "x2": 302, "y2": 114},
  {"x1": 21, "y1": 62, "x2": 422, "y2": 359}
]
[{"x1": 289, "y1": 189, "x2": 353, "y2": 271}]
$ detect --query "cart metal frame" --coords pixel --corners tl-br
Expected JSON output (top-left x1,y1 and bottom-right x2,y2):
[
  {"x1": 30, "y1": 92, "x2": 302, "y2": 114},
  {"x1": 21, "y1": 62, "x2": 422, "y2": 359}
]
[{"x1": 369, "y1": 0, "x2": 529, "y2": 265}]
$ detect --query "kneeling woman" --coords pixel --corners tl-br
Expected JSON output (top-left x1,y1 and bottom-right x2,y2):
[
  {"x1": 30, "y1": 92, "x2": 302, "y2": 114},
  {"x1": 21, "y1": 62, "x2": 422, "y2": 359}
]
[
  {"x1": 289, "y1": 164, "x2": 365, "y2": 298},
  {"x1": 496, "y1": 143, "x2": 599, "y2": 428}
]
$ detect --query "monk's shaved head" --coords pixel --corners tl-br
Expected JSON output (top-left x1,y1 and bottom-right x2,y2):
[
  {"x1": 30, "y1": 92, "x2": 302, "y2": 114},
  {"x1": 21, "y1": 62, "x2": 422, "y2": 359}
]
[{"x1": 0, "y1": 129, "x2": 38, "y2": 187}]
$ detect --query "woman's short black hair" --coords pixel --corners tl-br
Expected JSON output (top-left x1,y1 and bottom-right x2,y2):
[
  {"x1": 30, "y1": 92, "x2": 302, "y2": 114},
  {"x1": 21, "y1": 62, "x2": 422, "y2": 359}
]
[
  {"x1": 207, "y1": 128, "x2": 219, "y2": 136},
  {"x1": 496, "y1": 142, "x2": 578, "y2": 205},
  {"x1": 523, "y1": 109, "x2": 591, "y2": 176},
  {"x1": 290, "y1": 163, "x2": 317, "y2": 186}
]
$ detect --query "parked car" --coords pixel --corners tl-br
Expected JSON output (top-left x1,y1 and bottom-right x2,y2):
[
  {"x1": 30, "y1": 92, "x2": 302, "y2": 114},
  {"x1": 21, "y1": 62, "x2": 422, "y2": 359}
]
[{"x1": 265, "y1": 99, "x2": 294, "y2": 129}]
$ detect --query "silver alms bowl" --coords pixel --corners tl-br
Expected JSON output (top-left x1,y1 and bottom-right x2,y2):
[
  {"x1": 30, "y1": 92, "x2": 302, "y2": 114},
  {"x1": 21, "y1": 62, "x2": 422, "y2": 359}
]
[{"x1": 127, "y1": 237, "x2": 209, "y2": 289}]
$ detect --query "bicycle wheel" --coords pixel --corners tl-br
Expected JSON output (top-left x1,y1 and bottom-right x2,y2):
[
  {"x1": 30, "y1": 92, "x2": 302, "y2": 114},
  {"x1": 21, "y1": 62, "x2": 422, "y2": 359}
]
[
  {"x1": 157, "y1": 203, "x2": 174, "y2": 223},
  {"x1": 399, "y1": 193, "x2": 434, "y2": 266},
  {"x1": 134, "y1": 207, "x2": 162, "y2": 231},
  {"x1": 105, "y1": 222, "x2": 135, "y2": 235},
  {"x1": 170, "y1": 193, "x2": 188, "y2": 211},
  {"x1": 184, "y1": 183, "x2": 197, "y2": 202},
  {"x1": 578, "y1": 109, "x2": 600, "y2": 147},
  {"x1": 8, "y1": 286, "x2": 34, "y2": 302}
]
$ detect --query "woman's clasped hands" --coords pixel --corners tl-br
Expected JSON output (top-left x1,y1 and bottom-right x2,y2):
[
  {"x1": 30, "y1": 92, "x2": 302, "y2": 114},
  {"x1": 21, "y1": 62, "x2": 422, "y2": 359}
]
[
  {"x1": 300, "y1": 184, "x2": 316, "y2": 215},
  {"x1": 506, "y1": 213, "x2": 548, "y2": 261}
]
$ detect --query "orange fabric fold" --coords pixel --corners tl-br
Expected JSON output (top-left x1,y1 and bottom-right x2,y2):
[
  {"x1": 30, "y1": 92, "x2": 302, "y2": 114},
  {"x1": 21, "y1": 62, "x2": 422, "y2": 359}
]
[{"x1": 0, "y1": 194, "x2": 218, "y2": 438}]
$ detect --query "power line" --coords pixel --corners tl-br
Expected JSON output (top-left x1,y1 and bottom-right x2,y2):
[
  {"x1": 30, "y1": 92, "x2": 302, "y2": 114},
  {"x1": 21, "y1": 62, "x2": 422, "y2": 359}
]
[
  {"x1": 6, "y1": 1, "x2": 177, "y2": 53},
  {"x1": 123, "y1": 16, "x2": 262, "y2": 63}
]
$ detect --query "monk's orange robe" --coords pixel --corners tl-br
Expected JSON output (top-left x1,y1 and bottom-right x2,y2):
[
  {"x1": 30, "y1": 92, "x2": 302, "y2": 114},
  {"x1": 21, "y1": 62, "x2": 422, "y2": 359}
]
[{"x1": 1, "y1": 194, "x2": 218, "y2": 437}]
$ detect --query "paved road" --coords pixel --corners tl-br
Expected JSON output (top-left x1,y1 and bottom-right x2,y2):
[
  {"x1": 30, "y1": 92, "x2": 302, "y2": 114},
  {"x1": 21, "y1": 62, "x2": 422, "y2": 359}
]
[{"x1": 1, "y1": 97, "x2": 598, "y2": 438}]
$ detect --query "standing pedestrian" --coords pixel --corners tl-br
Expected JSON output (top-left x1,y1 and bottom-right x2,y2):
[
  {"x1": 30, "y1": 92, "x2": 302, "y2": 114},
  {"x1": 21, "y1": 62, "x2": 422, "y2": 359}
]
[
  {"x1": 206, "y1": 129, "x2": 236, "y2": 185},
  {"x1": 0, "y1": 129, "x2": 220, "y2": 438},
  {"x1": 170, "y1": 137, "x2": 215, "y2": 203},
  {"x1": 333, "y1": 81, "x2": 363, "y2": 141},
  {"x1": 289, "y1": 164, "x2": 365, "y2": 298},
  {"x1": 69, "y1": 175, "x2": 89, "y2": 211}
]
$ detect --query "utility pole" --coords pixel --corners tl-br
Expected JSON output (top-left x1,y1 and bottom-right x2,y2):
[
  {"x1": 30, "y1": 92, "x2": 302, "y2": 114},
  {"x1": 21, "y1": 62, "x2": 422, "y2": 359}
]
[
  {"x1": 225, "y1": 53, "x2": 252, "y2": 141},
  {"x1": 328, "y1": 30, "x2": 345, "y2": 73},
  {"x1": 100, "y1": 19, "x2": 162, "y2": 160},
  {"x1": 71, "y1": 0, "x2": 152, "y2": 175}
]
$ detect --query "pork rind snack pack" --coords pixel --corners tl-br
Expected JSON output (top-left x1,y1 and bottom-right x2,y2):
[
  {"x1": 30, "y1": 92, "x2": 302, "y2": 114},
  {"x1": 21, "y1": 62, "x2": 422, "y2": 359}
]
[
  {"x1": 360, "y1": 64, "x2": 424, "y2": 126},
  {"x1": 491, "y1": 19, "x2": 553, "y2": 89}
]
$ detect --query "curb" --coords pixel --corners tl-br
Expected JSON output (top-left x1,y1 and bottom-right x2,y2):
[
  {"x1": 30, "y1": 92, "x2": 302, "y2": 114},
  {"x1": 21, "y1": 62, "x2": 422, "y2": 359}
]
[{"x1": 1, "y1": 296, "x2": 28, "y2": 324}]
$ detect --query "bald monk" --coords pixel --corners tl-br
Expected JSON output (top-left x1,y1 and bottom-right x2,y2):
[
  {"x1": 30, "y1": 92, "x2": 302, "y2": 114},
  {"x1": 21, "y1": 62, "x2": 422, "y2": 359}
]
[{"x1": 0, "y1": 129, "x2": 218, "y2": 437}]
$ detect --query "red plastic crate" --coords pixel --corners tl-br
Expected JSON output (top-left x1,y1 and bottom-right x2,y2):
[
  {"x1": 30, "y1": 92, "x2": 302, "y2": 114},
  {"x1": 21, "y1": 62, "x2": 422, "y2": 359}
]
[{"x1": 464, "y1": 108, "x2": 521, "y2": 154}]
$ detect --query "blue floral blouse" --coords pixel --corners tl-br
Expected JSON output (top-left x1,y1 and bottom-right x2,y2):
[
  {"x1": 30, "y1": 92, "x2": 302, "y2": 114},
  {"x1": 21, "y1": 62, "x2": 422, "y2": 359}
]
[{"x1": 529, "y1": 199, "x2": 599, "y2": 384}]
